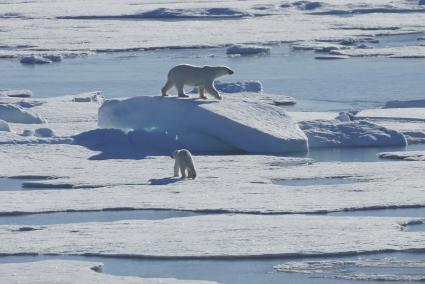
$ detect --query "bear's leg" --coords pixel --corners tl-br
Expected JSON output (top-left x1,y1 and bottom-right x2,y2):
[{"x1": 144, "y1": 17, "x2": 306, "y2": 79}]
[
  {"x1": 205, "y1": 83, "x2": 222, "y2": 100},
  {"x1": 180, "y1": 166, "x2": 187, "y2": 179},
  {"x1": 161, "y1": 79, "x2": 173, "y2": 96},
  {"x1": 176, "y1": 83, "x2": 189, "y2": 98},
  {"x1": 198, "y1": 87, "x2": 207, "y2": 100},
  {"x1": 174, "y1": 160, "x2": 180, "y2": 177}
]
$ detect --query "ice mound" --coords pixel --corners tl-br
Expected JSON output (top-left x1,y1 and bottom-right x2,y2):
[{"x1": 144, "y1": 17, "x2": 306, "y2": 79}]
[
  {"x1": 378, "y1": 151, "x2": 425, "y2": 161},
  {"x1": 58, "y1": 7, "x2": 251, "y2": 20},
  {"x1": 383, "y1": 99, "x2": 425, "y2": 109},
  {"x1": 0, "y1": 120, "x2": 10, "y2": 132},
  {"x1": 0, "y1": 104, "x2": 44, "y2": 124},
  {"x1": 191, "y1": 81, "x2": 262, "y2": 94},
  {"x1": 0, "y1": 89, "x2": 32, "y2": 98},
  {"x1": 97, "y1": 95, "x2": 307, "y2": 155},
  {"x1": 226, "y1": 44, "x2": 271, "y2": 56},
  {"x1": 299, "y1": 119, "x2": 407, "y2": 148},
  {"x1": 293, "y1": 1, "x2": 323, "y2": 10}
]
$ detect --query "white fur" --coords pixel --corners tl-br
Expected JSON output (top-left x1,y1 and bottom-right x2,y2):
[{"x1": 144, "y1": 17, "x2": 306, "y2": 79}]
[
  {"x1": 161, "y1": 64, "x2": 234, "y2": 100},
  {"x1": 171, "y1": 149, "x2": 197, "y2": 179}
]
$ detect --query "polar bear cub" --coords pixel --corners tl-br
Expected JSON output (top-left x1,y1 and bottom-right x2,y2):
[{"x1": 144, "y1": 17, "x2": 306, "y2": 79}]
[
  {"x1": 171, "y1": 149, "x2": 197, "y2": 179},
  {"x1": 161, "y1": 64, "x2": 234, "y2": 100}
]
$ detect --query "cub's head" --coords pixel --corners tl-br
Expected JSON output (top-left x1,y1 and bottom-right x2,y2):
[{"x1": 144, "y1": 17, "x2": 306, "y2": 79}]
[{"x1": 171, "y1": 150, "x2": 179, "y2": 159}]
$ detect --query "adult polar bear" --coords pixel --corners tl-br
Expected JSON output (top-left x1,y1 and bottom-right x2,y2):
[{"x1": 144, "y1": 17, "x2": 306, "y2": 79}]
[{"x1": 161, "y1": 64, "x2": 234, "y2": 100}]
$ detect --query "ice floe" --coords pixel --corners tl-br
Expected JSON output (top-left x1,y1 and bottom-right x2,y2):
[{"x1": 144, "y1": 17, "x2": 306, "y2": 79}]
[
  {"x1": 356, "y1": 108, "x2": 425, "y2": 121},
  {"x1": 226, "y1": 44, "x2": 271, "y2": 56},
  {"x1": 378, "y1": 151, "x2": 425, "y2": 161},
  {"x1": 0, "y1": 260, "x2": 215, "y2": 284},
  {"x1": 299, "y1": 119, "x2": 407, "y2": 148},
  {"x1": 274, "y1": 258, "x2": 425, "y2": 281},
  {"x1": 0, "y1": 215, "x2": 424, "y2": 257},
  {"x1": 0, "y1": 89, "x2": 32, "y2": 98},
  {"x1": 98, "y1": 95, "x2": 307, "y2": 154},
  {"x1": 1, "y1": 144, "x2": 425, "y2": 215}
]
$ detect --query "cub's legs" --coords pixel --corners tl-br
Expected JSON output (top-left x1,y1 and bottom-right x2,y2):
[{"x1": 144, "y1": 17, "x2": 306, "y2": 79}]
[{"x1": 161, "y1": 79, "x2": 174, "y2": 97}]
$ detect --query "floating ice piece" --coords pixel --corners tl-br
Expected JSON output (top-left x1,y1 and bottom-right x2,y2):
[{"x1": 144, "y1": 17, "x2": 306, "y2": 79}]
[
  {"x1": 20, "y1": 55, "x2": 52, "y2": 65},
  {"x1": 58, "y1": 7, "x2": 252, "y2": 20},
  {"x1": 35, "y1": 128, "x2": 55, "y2": 138},
  {"x1": 226, "y1": 44, "x2": 271, "y2": 56},
  {"x1": 98, "y1": 95, "x2": 307, "y2": 154},
  {"x1": 315, "y1": 55, "x2": 349, "y2": 60},
  {"x1": 191, "y1": 81, "x2": 262, "y2": 94},
  {"x1": 299, "y1": 119, "x2": 407, "y2": 148},
  {"x1": 383, "y1": 99, "x2": 425, "y2": 109},
  {"x1": 0, "y1": 104, "x2": 44, "y2": 124},
  {"x1": 0, "y1": 120, "x2": 10, "y2": 132},
  {"x1": 378, "y1": 151, "x2": 425, "y2": 161},
  {"x1": 71, "y1": 92, "x2": 104, "y2": 103},
  {"x1": 0, "y1": 261, "x2": 215, "y2": 284},
  {"x1": 21, "y1": 129, "x2": 33, "y2": 137},
  {"x1": 0, "y1": 89, "x2": 32, "y2": 98}
]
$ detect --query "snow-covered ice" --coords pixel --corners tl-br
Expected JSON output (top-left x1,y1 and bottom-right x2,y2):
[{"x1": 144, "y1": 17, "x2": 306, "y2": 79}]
[
  {"x1": 0, "y1": 260, "x2": 216, "y2": 284},
  {"x1": 98, "y1": 95, "x2": 307, "y2": 154}
]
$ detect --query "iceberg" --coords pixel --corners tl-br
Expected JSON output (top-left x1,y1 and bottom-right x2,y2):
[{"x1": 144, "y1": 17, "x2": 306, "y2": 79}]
[
  {"x1": 97, "y1": 95, "x2": 307, "y2": 154},
  {"x1": 226, "y1": 44, "x2": 271, "y2": 56}
]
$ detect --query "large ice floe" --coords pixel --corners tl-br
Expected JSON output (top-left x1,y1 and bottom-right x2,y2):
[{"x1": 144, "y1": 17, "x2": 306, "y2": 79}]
[
  {"x1": 96, "y1": 94, "x2": 307, "y2": 155},
  {"x1": 0, "y1": 104, "x2": 44, "y2": 124},
  {"x1": 378, "y1": 151, "x2": 425, "y2": 161},
  {"x1": 0, "y1": 260, "x2": 215, "y2": 284},
  {"x1": 0, "y1": 215, "x2": 424, "y2": 258}
]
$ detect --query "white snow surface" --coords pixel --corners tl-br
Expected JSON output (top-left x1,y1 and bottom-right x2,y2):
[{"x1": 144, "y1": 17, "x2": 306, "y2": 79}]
[
  {"x1": 299, "y1": 119, "x2": 407, "y2": 148},
  {"x1": 98, "y1": 94, "x2": 307, "y2": 154},
  {"x1": 0, "y1": 260, "x2": 216, "y2": 284},
  {"x1": 1, "y1": 0, "x2": 424, "y2": 55}
]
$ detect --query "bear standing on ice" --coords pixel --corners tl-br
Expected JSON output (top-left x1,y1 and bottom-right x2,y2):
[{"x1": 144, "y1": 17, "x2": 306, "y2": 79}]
[
  {"x1": 161, "y1": 64, "x2": 234, "y2": 100},
  {"x1": 171, "y1": 149, "x2": 197, "y2": 179}
]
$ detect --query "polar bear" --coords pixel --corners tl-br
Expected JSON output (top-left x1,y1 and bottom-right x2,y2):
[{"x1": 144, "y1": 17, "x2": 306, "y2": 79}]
[
  {"x1": 161, "y1": 64, "x2": 234, "y2": 100},
  {"x1": 171, "y1": 149, "x2": 197, "y2": 179}
]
